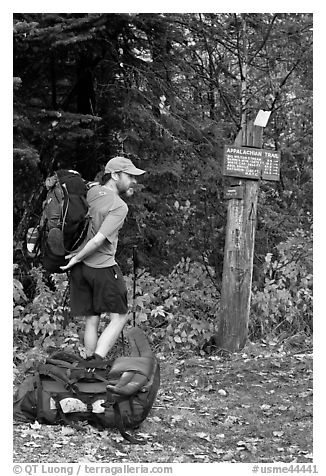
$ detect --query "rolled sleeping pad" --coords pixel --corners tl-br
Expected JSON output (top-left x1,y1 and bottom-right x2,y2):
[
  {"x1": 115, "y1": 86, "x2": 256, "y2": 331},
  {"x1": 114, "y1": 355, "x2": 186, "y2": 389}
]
[
  {"x1": 106, "y1": 356, "x2": 155, "y2": 397},
  {"x1": 106, "y1": 327, "x2": 156, "y2": 398},
  {"x1": 106, "y1": 373, "x2": 149, "y2": 397}
]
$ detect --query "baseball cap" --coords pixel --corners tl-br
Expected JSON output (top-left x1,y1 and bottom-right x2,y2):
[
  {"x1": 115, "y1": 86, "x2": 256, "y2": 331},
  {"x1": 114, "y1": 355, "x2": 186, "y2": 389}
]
[{"x1": 104, "y1": 156, "x2": 146, "y2": 176}]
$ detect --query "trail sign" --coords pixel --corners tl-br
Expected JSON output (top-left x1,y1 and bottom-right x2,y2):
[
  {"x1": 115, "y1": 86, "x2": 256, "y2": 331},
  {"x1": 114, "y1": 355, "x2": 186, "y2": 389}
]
[
  {"x1": 224, "y1": 185, "x2": 244, "y2": 199},
  {"x1": 223, "y1": 145, "x2": 280, "y2": 181}
]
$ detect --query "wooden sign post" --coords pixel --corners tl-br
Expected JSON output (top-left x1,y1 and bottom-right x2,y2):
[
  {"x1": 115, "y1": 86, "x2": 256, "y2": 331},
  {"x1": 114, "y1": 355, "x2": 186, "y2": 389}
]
[{"x1": 217, "y1": 121, "x2": 280, "y2": 352}]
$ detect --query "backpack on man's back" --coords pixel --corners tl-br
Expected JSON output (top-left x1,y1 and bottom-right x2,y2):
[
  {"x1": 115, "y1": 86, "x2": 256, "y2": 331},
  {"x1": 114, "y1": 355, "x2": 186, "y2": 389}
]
[{"x1": 27, "y1": 169, "x2": 92, "y2": 274}]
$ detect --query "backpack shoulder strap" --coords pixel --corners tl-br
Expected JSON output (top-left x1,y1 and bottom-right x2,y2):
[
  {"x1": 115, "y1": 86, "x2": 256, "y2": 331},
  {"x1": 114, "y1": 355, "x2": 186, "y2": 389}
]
[
  {"x1": 46, "y1": 358, "x2": 79, "y2": 369},
  {"x1": 126, "y1": 326, "x2": 154, "y2": 358},
  {"x1": 37, "y1": 363, "x2": 79, "y2": 393},
  {"x1": 46, "y1": 350, "x2": 84, "y2": 364},
  {"x1": 112, "y1": 402, "x2": 145, "y2": 445},
  {"x1": 86, "y1": 181, "x2": 99, "y2": 190}
]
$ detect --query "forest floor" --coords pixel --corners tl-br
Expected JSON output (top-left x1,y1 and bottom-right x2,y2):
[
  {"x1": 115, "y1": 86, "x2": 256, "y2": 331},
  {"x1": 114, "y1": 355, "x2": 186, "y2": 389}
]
[{"x1": 13, "y1": 338, "x2": 313, "y2": 465}]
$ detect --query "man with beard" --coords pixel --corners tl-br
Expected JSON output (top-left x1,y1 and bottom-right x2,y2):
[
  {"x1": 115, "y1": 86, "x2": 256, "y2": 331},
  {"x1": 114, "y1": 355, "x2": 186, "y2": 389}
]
[{"x1": 61, "y1": 156, "x2": 145, "y2": 361}]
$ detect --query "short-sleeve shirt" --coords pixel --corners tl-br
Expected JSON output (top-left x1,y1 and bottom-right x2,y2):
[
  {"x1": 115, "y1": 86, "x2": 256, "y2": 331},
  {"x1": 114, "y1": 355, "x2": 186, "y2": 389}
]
[{"x1": 82, "y1": 184, "x2": 128, "y2": 268}]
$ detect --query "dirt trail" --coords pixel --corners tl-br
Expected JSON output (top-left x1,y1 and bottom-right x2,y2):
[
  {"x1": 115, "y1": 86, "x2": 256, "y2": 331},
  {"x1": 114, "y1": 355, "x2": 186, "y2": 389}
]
[{"x1": 13, "y1": 342, "x2": 313, "y2": 463}]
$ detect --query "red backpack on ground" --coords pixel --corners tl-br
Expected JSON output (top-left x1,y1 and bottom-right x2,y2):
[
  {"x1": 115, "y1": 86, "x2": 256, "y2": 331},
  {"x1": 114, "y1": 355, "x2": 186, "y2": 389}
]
[{"x1": 13, "y1": 327, "x2": 160, "y2": 444}]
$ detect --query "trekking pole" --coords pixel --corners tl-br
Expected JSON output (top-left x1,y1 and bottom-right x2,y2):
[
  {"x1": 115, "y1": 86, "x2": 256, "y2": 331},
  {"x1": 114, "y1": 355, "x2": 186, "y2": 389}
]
[
  {"x1": 121, "y1": 246, "x2": 137, "y2": 354},
  {"x1": 132, "y1": 245, "x2": 138, "y2": 327},
  {"x1": 61, "y1": 277, "x2": 70, "y2": 328},
  {"x1": 121, "y1": 330, "x2": 125, "y2": 356}
]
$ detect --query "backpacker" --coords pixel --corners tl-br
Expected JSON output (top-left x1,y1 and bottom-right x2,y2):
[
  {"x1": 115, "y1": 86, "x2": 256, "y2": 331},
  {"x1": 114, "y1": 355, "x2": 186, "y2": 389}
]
[
  {"x1": 33, "y1": 169, "x2": 91, "y2": 273},
  {"x1": 13, "y1": 327, "x2": 160, "y2": 444}
]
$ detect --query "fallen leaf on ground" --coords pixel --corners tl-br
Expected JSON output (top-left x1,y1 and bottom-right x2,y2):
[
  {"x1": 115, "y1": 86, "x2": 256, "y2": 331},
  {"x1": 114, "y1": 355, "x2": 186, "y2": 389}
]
[
  {"x1": 115, "y1": 450, "x2": 128, "y2": 456},
  {"x1": 195, "y1": 432, "x2": 211, "y2": 441},
  {"x1": 30, "y1": 421, "x2": 42, "y2": 430},
  {"x1": 273, "y1": 431, "x2": 285, "y2": 437},
  {"x1": 61, "y1": 427, "x2": 75, "y2": 436}
]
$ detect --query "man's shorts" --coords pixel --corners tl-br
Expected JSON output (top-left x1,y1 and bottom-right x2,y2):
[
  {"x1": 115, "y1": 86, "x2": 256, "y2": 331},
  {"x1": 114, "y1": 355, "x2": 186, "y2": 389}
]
[{"x1": 69, "y1": 263, "x2": 128, "y2": 317}]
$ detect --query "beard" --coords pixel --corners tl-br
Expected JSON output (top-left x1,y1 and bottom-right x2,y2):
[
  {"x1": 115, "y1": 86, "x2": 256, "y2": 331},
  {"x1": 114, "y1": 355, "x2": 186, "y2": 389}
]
[{"x1": 118, "y1": 185, "x2": 134, "y2": 197}]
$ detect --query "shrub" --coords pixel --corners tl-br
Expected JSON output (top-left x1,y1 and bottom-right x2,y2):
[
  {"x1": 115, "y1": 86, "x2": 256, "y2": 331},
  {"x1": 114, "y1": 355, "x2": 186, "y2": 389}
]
[
  {"x1": 126, "y1": 257, "x2": 220, "y2": 352},
  {"x1": 13, "y1": 229, "x2": 313, "y2": 364},
  {"x1": 250, "y1": 227, "x2": 313, "y2": 339},
  {"x1": 13, "y1": 258, "x2": 221, "y2": 366},
  {"x1": 13, "y1": 266, "x2": 69, "y2": 348}
]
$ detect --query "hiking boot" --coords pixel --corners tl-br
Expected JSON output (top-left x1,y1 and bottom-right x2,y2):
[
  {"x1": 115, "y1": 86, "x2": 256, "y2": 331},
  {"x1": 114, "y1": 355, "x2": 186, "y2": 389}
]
[
  {"x1": 85, "y1": 353, "x2": 104, "y2": 361},
  {"x1": 84, "y1": 353, "x2": 107, "y2": 368}
]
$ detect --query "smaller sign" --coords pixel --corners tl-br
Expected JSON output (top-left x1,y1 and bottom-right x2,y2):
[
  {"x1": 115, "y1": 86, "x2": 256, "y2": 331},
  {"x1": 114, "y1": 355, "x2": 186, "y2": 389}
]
[
  {"x1": 254, "y1": 110, "x2": 271, "y2": 128},
  {"x1": 224, "y1": 186, "x2": 244, "y2": 200}
]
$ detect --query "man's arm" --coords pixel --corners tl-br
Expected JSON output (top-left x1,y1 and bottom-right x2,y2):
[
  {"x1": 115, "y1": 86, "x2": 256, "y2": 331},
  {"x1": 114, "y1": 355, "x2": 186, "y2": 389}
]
[{"x1": 60, "y1": 231, "x2": 106, "y2": 271}]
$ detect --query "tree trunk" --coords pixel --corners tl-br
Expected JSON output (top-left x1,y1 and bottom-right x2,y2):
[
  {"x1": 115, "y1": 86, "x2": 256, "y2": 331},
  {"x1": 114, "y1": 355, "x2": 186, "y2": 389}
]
[{"x1": 215, "y1": 121, "x2": 263, "y2": 351}]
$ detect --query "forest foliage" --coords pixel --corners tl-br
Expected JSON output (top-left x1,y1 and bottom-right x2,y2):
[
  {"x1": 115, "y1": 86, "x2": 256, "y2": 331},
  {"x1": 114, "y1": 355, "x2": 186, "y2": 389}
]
[{"x1": 13, "y1": 13, "x2": 313, "y2": 356}]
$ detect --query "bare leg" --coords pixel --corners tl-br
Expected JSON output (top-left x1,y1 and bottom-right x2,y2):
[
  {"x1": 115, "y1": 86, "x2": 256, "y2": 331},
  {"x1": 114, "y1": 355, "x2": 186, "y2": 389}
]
[
  {"x1": 95, "y1": 313, "x2": 129, "y2": 358},
  {"x1": 84, "y1": 315, "x2": 100, "y2": 356}
]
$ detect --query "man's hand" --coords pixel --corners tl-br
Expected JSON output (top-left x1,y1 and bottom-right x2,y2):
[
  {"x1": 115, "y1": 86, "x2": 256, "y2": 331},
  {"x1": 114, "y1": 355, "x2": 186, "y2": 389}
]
[
  {"x1": 60, "y1": 253, "x2": 79, "y2": 271},
  {"x1": 60, "y1": 232, "x2": 106, "y2": 271}
]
